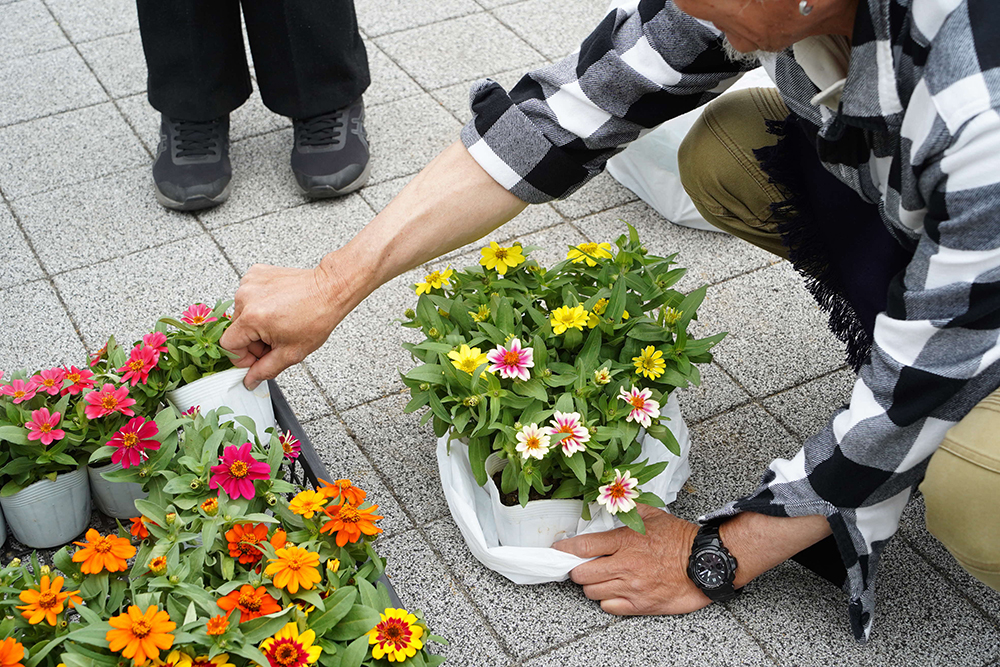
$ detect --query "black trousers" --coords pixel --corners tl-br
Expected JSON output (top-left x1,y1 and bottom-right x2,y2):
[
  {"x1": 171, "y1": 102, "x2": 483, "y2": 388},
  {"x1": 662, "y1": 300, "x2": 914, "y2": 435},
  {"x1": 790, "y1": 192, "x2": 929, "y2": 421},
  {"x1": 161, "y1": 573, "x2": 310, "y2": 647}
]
[{"x1": 136, "y1": 0, "x2": 369, "y2": 121}]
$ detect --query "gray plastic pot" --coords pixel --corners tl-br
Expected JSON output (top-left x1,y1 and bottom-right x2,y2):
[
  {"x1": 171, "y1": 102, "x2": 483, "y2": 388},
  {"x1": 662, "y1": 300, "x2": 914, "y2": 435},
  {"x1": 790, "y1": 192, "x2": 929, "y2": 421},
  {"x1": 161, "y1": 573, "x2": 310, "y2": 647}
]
[
  {"x1": 88, "y1": 461, "x2": 148, "y2": 519},
  {"x1": 0, "y1": 467, "x2": 91, "y2": 548}
]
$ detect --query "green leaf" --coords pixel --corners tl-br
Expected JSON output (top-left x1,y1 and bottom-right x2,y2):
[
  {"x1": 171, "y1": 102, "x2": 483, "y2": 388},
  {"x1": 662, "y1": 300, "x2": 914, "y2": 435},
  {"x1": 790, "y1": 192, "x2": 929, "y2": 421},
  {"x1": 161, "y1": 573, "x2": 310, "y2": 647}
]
[
  {"x1": 404, "y1": 364, "x2": 447, "y2": 385},
  {"x1": 578, "y1": 326, "x2": 602, "y2": 372},
  {"x1": 0, "y1": 425, "x2": 29, "y2": 445},
  {"x1": 617, "y1": 507, "x2": 646, "y2": 535},
  {"x1": 327, "y1": 604, "x2": 382, "y2": 641},
  {"x1": 341, "y1": 634, "x2": 371, "y2": 667},
  {"x1": 636, "y1": 491, "x2": 665, "y2": 507},
  {"x1": 308, "y1": 587, "x2": 358, "y2": 636},
  {"x1": 677, "y1": 285, "x2": 707, "y2": 327},
  {"x1": 467, "y1": 438, "x2": 489, "y2": 487},
  {"x1": 607, "y1": 273, "x2": 628, "y2": 321},
  {"x1": 511, "y1": 377, "x2": 548, "y2": 402},
  {"x1": 240, "y1": 607, "x2": 295, "y2": 643},
  {"x1": 565, "y1": 452, "x2": 587, "y2": 485}
]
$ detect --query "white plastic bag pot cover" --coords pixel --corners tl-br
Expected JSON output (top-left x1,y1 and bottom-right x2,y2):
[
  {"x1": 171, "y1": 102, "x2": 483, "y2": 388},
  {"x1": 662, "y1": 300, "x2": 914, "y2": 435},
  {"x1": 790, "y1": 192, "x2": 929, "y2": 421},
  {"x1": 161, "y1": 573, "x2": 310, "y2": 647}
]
[{"x1": 437, "y1": 393, "x2": 690, "y2": 584}]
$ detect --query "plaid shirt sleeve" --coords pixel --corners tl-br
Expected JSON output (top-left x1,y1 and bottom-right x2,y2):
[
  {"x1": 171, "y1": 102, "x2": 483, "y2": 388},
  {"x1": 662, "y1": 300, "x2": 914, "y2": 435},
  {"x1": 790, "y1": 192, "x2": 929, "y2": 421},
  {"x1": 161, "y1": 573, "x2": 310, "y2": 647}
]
[{"x1": 460, "y1": 1, "x2": 751, "y2": 204}]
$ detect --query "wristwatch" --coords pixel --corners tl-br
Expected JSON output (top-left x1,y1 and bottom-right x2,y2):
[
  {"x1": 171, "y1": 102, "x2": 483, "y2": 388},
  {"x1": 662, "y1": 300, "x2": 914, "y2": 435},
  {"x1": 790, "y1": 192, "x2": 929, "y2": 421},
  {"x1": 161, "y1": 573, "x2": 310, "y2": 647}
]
[{"x1": 686, "y1": 524, "x2": 741, "y2": 602}]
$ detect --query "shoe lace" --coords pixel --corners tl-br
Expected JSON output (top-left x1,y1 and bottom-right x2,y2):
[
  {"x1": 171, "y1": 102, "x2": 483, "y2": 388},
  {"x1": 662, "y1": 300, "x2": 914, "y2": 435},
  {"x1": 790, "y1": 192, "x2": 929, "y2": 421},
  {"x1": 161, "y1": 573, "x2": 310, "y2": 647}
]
[
  {"x1": 297, "y1": 109, "x2": 347, "y2": 147},
  {"x1": 174, "y1": 119, "x2": 222, "y2": 158}
]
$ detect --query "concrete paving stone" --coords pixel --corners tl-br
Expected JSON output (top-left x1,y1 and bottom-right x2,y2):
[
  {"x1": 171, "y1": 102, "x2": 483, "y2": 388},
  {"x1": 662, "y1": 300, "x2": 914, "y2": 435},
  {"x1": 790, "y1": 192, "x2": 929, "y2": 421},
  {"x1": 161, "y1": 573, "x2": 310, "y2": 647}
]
[
  {"x1": 671, "y1": 404, "x2": 799, "y2": 521},
  {"x1": 493, "y1": 0, "x2": 611, "y2": 61},
  {"x1": 429, "y1": 62, "x2": 547, "y2": 124},
  {"x1": 117, "y1": 89, "x2": 290, "y2": 155},
  {"x1": 12, "y1": 166, "x2": 200, "y2": 274},
  {"x1": 0, "y1": 103, "x2": 147, "y2": 199},
  {"x1": 375, "y1": 13, "x2": 543, "y2": 90},
  {"x1": 305, "y1": 270, "x2": 424, "y2": 411},
  {"x1": 272, "y1": 362, "x2": 334, "y2": 425},
  {"x1": 0, "y1": 0, "x2": 68, "y2": 60},
  {"x1": 0, "y1": 47, "x2": 106, "y2": 127},
  {"x1": 364, "y1": 42, "x2": 423, "y2": 107},
  {"x1": 78, "y1": 31, "x2": 146, "y2": 99},
  {"x1": 730, "y1": 540, "x2": 1000, "y2": 667},
  {"x1": 301, "y1": 416, "x2": 413, "y2": 538},
  {"x1": 474, "y1": 0, "x2": 521, "y2": 9},
  {"x1": 46, "y1": 0, "x2": 138, "y2": 43},
  {"x1": 423, "y1": 518, "x2": 611, "y2": 659},
  {"x1": 675, "y1": 361, "x2": 751, "y2": 425},
  {"x1": 52, "y1": 235, "x2": 240, "y2": 349},
  {"x1": 357, "y1": 0, "x2": 481, "y2": 38},
  {"x1": 378, "y1": 529, "x2": 511, "y2": 667},
  {"x1": 365, "y1": 94, "x2": 463, "y2": 186},
  {"x1": 761, "y1": 368, "x2": 855, "y2": 441},
  {"x1": 521, "y1": 609, "x2": 774, "y2": 667},
  {"x1": 695, "y1": 262, "x2": 847, "y2": 397},
  {"x1": 573, "y1": 201, "x2": 779, "y2": 293},
  {"x1": 549, "y1": 171, "x2": 640, "y2": 220},
  {"x1": 341, "y1": 393, "x2": 451, "y2": 527},
  {"x1": 898, "y1": 495, "x2": 1000, "y2": 625},
  {"x1": 0, "y1": 280, "x2": 88, "y2": 372},
  {"x1": 196, "y1": 129, "x2": 306, "y2": 229},
  {"x1": 0, "y1": 205, "x2": 44, "y2": 289},
  {"x1": 211, "y1": 195, "x2": 374, "y2": 274}
]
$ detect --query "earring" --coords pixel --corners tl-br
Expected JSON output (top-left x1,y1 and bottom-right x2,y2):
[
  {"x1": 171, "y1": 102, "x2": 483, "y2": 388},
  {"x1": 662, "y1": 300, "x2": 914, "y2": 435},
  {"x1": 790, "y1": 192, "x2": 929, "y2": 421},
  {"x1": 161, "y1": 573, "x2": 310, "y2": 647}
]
[{"x1": 799, "y1": 0, "x2": 813, "y2": 15}]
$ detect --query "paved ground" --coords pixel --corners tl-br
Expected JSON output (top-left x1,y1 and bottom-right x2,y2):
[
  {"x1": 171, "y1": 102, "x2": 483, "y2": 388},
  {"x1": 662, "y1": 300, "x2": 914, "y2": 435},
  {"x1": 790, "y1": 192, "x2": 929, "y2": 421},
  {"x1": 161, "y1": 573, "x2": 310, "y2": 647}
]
[{"x1": 2, "y1": 1, "x2": 999, "y2": 665}]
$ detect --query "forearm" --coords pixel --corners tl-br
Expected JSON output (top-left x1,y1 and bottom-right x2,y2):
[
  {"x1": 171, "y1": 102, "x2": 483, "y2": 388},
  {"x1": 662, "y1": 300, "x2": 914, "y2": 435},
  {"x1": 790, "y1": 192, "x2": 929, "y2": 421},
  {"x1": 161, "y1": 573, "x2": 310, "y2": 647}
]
[
  {"x1": 318, "y1": 140, "x2": 527, "y2": 313},
  {"x1": 719, "y1": 512, "x2": 832, "y2": 588}
]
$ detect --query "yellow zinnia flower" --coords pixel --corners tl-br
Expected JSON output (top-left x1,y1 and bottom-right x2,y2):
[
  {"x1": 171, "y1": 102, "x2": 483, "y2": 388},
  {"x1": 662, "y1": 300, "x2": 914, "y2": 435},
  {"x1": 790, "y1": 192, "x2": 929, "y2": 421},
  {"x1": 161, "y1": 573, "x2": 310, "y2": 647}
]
[
  {"x1": 264, "y1": 546, "x2": 322, "y2": 594},
  {"x1": 470, "y1": 305, "x2": 490, "y2": 322},
  {"x1": 550, "y1": 305, "x2": 588, "y2": 334},
  {"x1": 288, "y1": 489, "x2": 327, "y2": 519},
  {"x1": 414, "y1": 268, "x2": 453, "y2": 295},
  {"x1": 567, "y1": 242, "x2": 613, "y2": 266},
  {"x1": 633, "y1": 345, "x2": 666, "y2": 380},
  {"x1": 368, "y1": 608, "x2": 425, "y2": 663},
  {"x1": 259, "y1": 623, "x2": 322, "y2": 667},
  {"x1": 479, "y1": 242, "x2": 525, "y2": 275},
  {"x1": 448, "y1": 344, "x2": 489, "y2": 373},
  {"x1": 587, "y1": 298, "x2": 629, "y2": 327}
]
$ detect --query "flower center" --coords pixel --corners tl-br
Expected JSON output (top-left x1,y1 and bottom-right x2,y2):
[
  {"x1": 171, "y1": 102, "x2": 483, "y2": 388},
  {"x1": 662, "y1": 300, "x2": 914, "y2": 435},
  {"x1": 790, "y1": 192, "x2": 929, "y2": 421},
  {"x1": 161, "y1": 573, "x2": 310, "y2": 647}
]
[
  {"x1": 282, "y1": 441, "x2": 295, "y2": 454},
  {"x1": 494, "y1": 248, "x2": 508, "y2": 261},
  {"x1": 121, "y1": 433, "x2": 139, "y2": 449},
  {"x1": 607, "y1": 481, "x2": 627, "y2": 499},
  {"x1": 101, "y1": 394, "x2": 118, "y2": 410},
  {"x1": 238, "y1": 592, "x2": 261, "y2": 611},
  {"x1": 229, "y1": 460, "x2": 249, "y2": 478},
  {"x1": 67, "y1": 373, "x2": 80, "y2": 383},
  {"x1": 459, "y1": 359, "x2": 477, "y2": 372},
  {"x1": 37, "y1": 591, "x2": 58, "y2": 609},
  {"x1": 38, "y1": 423, "x2": 52, "y2": 433},
  {"x1": 339, "y1": 505, "x2": 361, "y2": 524},
  {"x1": 502, "y1": 351, "x2": 520, "y2": 366},
  {"x1": 629, "y1": 396, "x2": 646, "y2": 410},
  {"x1": 273, "y1": 644, "x2": 301, "y2": 666},
  {"x1": 42, "y1": 378, "x2": 56, "y2": 388},
  {"x1": 191, "y1": 315, "x2": 206, "y2": 325},
  {"x1": 13, "y1": 390, "x2": 25, "y2": 399},
  {"x1": 131, "y1": 618, "x2": 152, "y2": 638},
  {"x1": 94, "y1": 537, "x2": 113, "y2": 554},
  {"x1": 524, "y1": 436, "x2": 541, "y2": 450},
  {"x1": 128, "y1": 359, "x2": 145, "y2": 372},
  {"x1": 238, "y1": 535, "x2": 260, "y2": 555}
]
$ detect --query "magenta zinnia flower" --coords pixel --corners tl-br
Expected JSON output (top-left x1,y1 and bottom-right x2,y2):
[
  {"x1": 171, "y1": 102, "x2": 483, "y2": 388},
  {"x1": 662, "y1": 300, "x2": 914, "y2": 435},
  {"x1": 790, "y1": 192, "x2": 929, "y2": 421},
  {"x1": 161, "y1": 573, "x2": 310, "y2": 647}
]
[
  {"x1": 89, "y1": 342, "x2": 108, "y2": 368},
  {"x1": 597, "y1": 469, "x2": 640, "y2": 514},
  {"x1": 142, "y1": 332, "x2": 168, "y2": 355},
  {"x1": 109, "y1": 417, "x2": 160, "y2": 468},
  {"x1": 32, "y1": 367, "x2": 66, "y2": 396},
  {"x1": 1, "y1": 378, "x2": 38, "y2": 404},
  {"x1": 618, "y1": 386, "x2": 660, "y2": 428},
  {"x1": 486, "y1": 338, "x2": 534, "y2": 381},
  {"x1": 84, "y1": 383, "x2": 136, "y2": 419},
  {"x1": 61, "y1": 365, "x2": 95, "y2": 395},
  {"x1": 209, "y1": 443, "x2": 271, "y2": 500},
  {"x1": 118, "y1": 345, "x2": 159, "y2": 386},
  {"x1": 278, "y1": 430, "x2": 301, "y2": 460},
  {"x1": 25, "y1": 408, "x2": 65, "y2": 446},
  {"x1": 181, "y1": 303, "x2": 217, "y2": 326},
  {"x1": 181, "y1": 405, "x2": 200, "y2": 417},
  {"x1": 543, "y1": 411, "x2": 590, "y2": 456}
]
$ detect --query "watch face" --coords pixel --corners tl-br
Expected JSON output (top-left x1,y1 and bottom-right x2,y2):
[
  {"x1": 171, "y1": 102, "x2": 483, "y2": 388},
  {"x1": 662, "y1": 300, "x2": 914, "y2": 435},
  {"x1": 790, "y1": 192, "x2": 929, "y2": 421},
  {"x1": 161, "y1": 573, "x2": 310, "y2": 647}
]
[{"x1": 693, "y1": 548, "x2": 731, "y2": 589}]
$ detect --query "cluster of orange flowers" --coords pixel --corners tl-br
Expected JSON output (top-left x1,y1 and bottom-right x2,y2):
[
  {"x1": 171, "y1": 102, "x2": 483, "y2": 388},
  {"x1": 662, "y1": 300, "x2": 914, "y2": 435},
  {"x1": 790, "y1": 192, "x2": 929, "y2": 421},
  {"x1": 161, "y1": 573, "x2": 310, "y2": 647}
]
[{"x1": 288, "y1": 478, "x2": 384, "y2": 548}]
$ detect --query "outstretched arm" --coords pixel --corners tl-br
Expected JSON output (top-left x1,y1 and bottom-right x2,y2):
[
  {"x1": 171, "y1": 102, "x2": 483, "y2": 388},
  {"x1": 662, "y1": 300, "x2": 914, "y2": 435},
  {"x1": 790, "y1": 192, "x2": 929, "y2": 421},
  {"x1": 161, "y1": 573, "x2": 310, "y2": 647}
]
[{"x1": 220, "y1": 140, "x2": 528, "y2": 389}]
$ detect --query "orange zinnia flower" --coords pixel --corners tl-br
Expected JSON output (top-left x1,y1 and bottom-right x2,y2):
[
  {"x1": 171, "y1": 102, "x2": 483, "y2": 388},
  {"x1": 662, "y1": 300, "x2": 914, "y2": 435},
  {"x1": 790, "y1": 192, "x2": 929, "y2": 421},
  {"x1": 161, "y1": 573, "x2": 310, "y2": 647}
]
[
  {"x1": 206, "y1": 614, "x2": 229, "y2": 636},
  {"x1": 264, "y1": 546, "x2": 321, "y2": 594},
  {"x1": 17, "y1": 575, "x2": 81, "y2": 626},
  {"x1": 225, "y1": 522, "x2": 269, "y2": 565},
  {"x1": 320, "y1": 502, "x2": 383, "y2": 547},
  {"x1": 318, "y1": 478, "x2": 366, "y2": 506},
  {"x1": 106, "y1": 605, "x2": 176, "y2": 666},
  {"x1": 130, "y1": 516, "x2": 151, "y2": 540},
  {"x1": 216, "y1": 585, "x2": 281, "y2": 623},
  {"x1": 0, "y1": 637, "x2": 25, "y2": 667},
  {"x1": 72, "y1": 529, "x2": 136, "y2": 574}
]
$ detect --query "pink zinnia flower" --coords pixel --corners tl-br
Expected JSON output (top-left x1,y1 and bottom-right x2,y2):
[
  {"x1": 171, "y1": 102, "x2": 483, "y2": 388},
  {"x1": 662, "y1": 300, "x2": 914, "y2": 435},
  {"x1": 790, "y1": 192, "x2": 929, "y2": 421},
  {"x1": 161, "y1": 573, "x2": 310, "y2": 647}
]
[
  {"x1": 84, "y1": 383, "x2": 136, "y2": 420},
  {"x1": 543, "y1": 411, "x2": 590, "y2": 456},
  {"x1": 109, "y1": 417, "x2": 160, "y2": 468},
  {"x1": 181, "y1": 303, "x2": 217, "y2": 326},
  {"x1": 618, "y1": 386, "x2": 660, "y2": 428},
  {"x1": 89, "y1": 341, "x2": 109, "y2": 368},
  {"x1": 181, "y1": 405, "x2": 200, "y2": 417},
  {"x1": 25, "y1": 408, "x2": 65, "y2": 446},
  {"x1": 209, "y1": 443, "x2": 271, "y2": 500},
  {"x1": 486, "y1": 338, "x2": 534, "y2": 381},
  {"x1": 1, "y1": 379, "x2": 38, "y2": 404},
  {"x1": 118, "y1": 345, "x2": 159, "y2": 386},
  {"x1": 32, "y1": 367, "x2": 66, "y2": 396},
  {"x1": 278, "y1": 430, "x2": 301, "y2": 460},
  {"x1": 597, "y1": 469, "x2": 640, "y2": 515},
  {"x1": 61, "y1": 365, "x2": 95, "y2": 395},
  {"x1": 142, "y1": 332, "x2": 168, "y2": 355}
]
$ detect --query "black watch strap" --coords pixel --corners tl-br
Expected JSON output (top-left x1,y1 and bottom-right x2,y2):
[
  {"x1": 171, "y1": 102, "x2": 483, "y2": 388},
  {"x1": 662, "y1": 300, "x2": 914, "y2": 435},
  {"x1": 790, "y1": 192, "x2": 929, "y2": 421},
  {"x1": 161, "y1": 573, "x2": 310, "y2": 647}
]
[{"x1": 687, "y1": 524, "x2": 741, "y2": 603}]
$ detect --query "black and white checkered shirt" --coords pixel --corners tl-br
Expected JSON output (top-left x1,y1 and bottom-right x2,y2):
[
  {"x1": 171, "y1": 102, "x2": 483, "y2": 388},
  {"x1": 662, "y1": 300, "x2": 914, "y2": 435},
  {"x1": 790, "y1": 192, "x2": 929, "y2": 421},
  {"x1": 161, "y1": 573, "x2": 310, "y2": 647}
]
[{"x1": 462, "y1": 0, "x2": 1000, "y2": 642}]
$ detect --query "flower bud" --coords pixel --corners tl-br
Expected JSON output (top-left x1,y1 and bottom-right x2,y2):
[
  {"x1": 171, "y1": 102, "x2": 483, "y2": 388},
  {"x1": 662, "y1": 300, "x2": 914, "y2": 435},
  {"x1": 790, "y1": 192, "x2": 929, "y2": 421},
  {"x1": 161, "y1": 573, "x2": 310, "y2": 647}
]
[
  {"x1": 513, "y1": 422, "x2": 523, "y2": 431},
  {"x1": 663, "y1": 307, "x2": 682, "y2": 327},
  {"x1": 639, "y1": 245, "x2": 649, "y2": 255},
  {"x1": 419, "y1": 383, "x2": 431, "y2": 391},
  {"x1": 589, "y1": 426, "x2": 598, "y2": 434},
  {"x1": 59, "y1": 619, "x2": 68, "y2": 629},
  {"x1": 164, "y1": 512, "x2": 177, "y2": 525},
  {"x1": 593, "y1": 368, "x2": 611, "y2": 385},
  {"x1": 427, "y1": 327, "x2": 440, "y2": 339},
  {"x1": 40, "y1": 565, "x2": 51, "y2": 576},
  {"x1": 326, "y1": 558, "x2": 340, "y2": 573},
  {"x1": 542, "y1": 369, "x2": 552, "y2": 378},
  {"x1": 72, "y1": 572, "x2": 83, "y2": 582},
  {"x1": 9, "y1": 559, "x2": 20, "y2": 568},
  {"x1": 189, "y1": 479, "x2": 201, "y2": 490},
  {"x1": 201, "y1": 497, "x2": 219, "y2": 516},
  {"x1": 265, "y1": 493, "x2": 277, "y2": 506},
  {"x1": 168, "y1": 575, "x2": 180, "y2": 584},
  {"x1": 491, "y1": 390, "x2": 501, "y2": 398},
  {"x1": 138, "y1": 467, "x2": 150, "y2": 478},
  {"x1": 223, "y1": 514, "x2": 233, "y2": 522},
  {"x1": 404, "y1": 309, "x2": 416, "y2": 319},
  {"x1": 462, "y1": 395, "x2": 480, "y2": 407}
]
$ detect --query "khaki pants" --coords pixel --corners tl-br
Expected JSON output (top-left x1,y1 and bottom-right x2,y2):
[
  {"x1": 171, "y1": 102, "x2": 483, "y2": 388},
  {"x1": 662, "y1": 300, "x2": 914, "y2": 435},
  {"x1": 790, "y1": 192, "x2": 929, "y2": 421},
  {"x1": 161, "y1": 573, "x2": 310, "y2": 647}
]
[{"x1": 677, "y1": 87, "x2": 1000, "y2": 591}]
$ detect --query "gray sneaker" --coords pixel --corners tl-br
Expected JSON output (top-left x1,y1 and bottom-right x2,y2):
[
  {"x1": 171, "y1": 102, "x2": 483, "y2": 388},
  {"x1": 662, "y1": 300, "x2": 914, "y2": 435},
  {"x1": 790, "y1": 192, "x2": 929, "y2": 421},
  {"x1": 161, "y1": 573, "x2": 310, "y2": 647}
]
[
  {"x1": 291, "y1": 98, "x2": 370, "y2": 198},
  {"x1": 152, "y1": 115, "x2": 232, "y2": 211}
]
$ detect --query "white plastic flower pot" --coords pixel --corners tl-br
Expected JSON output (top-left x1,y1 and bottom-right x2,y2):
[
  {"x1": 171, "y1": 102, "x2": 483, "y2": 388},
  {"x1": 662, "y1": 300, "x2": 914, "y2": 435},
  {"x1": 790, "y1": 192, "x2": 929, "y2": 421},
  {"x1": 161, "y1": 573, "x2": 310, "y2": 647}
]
[
  {"x1": 88, "y1": 461, "x2": 148, "y2": 519},
  {"x1": 0, "y1": 504, "x2": 6, "y2": 549},
  {"x1": 484, "y1": 454, "x2": 584, "y2": 548},
  {"x1": 0, "y1": 467, "x2": 91, "y2": 548},
  {"x1": 166, "y1": 367, "x2": 276, "y2": 444}
]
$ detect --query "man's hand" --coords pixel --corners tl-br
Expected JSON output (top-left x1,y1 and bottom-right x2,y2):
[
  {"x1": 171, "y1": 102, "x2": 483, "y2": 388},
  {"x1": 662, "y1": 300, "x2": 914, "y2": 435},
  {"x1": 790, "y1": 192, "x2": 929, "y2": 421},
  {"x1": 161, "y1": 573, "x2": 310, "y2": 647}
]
[
  {"x1": 221, "y1": 260, "x2": 349, "y2": 390},
  {"x1": 553, "y1": 505, "x2": 710, "y2": 615}
]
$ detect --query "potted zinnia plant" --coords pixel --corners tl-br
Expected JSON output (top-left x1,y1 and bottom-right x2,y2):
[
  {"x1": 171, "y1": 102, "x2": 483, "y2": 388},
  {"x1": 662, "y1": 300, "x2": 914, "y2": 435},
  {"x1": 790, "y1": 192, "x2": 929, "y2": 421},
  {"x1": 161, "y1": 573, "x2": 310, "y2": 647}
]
[{"x1": 401, "y1": 225, "x2": 724, "y2": 547}]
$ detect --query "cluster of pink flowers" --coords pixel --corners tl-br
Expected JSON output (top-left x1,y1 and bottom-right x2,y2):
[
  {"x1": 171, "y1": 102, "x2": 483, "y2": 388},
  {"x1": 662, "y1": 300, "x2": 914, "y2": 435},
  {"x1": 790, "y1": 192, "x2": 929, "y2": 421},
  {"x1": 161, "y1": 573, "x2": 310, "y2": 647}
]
[{"x1": 0, "y1": 365, "x2": 97, "y2": 405}]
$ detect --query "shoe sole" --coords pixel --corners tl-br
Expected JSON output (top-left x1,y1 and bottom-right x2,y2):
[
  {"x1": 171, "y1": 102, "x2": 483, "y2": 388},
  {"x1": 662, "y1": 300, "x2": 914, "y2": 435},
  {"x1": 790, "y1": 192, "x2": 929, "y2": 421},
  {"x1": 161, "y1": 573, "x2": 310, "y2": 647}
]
[
  {"x1": 154, "y1": 180, "x2": 232, "y2": 212},
  {"x1": 296, "y1": 160, "x2": 372, "y2": 199}
]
